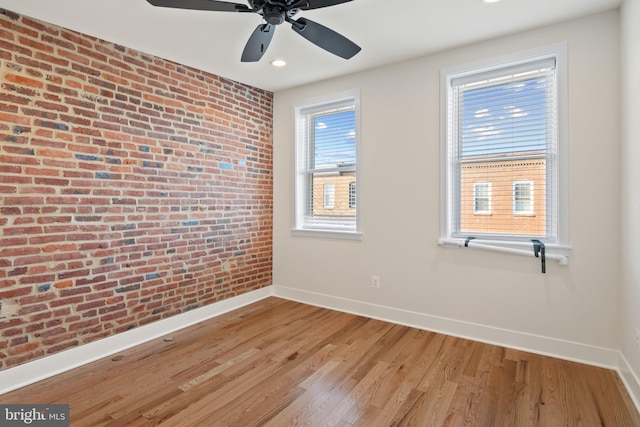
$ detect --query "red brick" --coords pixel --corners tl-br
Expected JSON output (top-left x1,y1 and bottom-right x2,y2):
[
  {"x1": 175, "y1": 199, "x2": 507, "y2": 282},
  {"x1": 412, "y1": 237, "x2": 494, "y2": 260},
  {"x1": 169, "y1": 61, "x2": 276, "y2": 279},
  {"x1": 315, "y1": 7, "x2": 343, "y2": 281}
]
[
  {"x1": 0, "y1": 287, "x2": 32, "y2": 299},
  {"x1": 31, "y1": 52, "x2": 68, "y2": 68},
  {"x1": 4, "y1": 73, "x2": 44, "y2": 89},
  {"x1": 0, "y1": 185, "x2": 17, "y2": 193},
  {"x1": 17, "y1": 36, "x2": 54, "y2": 53},
  {"x1": 19, "y1": 303, "x2": 49, "y2": 315},
  {"x1": 42, "y1": 243, "x2": 77, "y2": 252},
  {"x1": 68, "y1": 319, "x2": 100, "y2": 332},
  {"x1": 46, "y1": 340, "x2": 79, "y2": 354},
  {"x1": 0, "y1": 246, "x2": 39, "y2": 257},
  {"x1": 7, "y1": 341, "x2": 40, "y2": 356},
  {"x1": 0, "y1": 155, "x2": 39, "y2": 166},
  {"x1": 40, "y1": 34, "x2": 75, "y2": 51},
  {"x1": 53, "y1": 280, "x2": 73, "y2": 289},
  {"x1": 36, "y1": 148, "x2": 73, "y2": 158},
  {"x1": 48, "y1": 296, "x2": 84, "y2": 308},
  {"x1": 0, "y1": 110, "x2": 32, "y2": 125},
  {"x1": 14, "y1": 254, "x2": 52, "y2": 266},
  {"x1": 60, "y1": 30, "x2": 93, "y2": 48},
  {"x1": 3, "y1": 196, "x2": 44, "y2": 205},
  {"x1": 17, "y1": 56, "x2": 53, "y2": 72}
]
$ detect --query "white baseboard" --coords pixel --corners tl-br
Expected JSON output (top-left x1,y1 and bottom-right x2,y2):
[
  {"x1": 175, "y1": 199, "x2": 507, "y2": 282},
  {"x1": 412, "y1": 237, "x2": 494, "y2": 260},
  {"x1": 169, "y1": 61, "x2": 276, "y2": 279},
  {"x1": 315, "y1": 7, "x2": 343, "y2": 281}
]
[
  {"x1": 272, "y1": 285, "x2": 619, "y2": 369},
  {"x1": 0, "y1": 286, "x2": 273, "y2": 395},
  {"x1": 618, "y1": 353, "x2": 640, "y2": 413}
]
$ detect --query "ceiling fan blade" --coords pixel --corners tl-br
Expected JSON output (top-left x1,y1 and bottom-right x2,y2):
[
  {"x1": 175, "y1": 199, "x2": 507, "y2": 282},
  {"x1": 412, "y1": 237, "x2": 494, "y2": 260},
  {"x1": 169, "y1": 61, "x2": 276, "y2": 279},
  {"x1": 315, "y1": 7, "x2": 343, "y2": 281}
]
[
  {"x1": 146, "y1": 0, "x2": 250, "y2": 12},
  {"x1": 241, "y1": 24, "x2": 275, "y2": 62},
  {"x1": 302, "y1": 0, "x2": 353, "y2": 10},
  {"x1": 291, "y1": 18, "x2": 361, "y2": 59}
]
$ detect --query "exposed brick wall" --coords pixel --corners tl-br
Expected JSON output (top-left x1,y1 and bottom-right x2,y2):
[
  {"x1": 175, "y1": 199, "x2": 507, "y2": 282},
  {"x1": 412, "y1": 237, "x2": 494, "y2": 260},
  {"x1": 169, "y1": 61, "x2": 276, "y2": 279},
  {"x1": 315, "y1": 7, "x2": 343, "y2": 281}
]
[{"x1": 0, "y1": 10, "x2": 273, "y2": 370}]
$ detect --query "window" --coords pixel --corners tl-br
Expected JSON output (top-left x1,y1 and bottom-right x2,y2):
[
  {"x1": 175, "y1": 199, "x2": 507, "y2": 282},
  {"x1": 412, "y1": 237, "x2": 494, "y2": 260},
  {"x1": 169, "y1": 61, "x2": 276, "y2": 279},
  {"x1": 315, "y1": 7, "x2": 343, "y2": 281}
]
[
  {"x1": 294, "y1": 92, "x2": 361, "y2": 238},
  {"x1": 349, "y1": 181, "x2": 356, "y2": 208},
  {"x1": 513, "y1": 181, "x2": 534, "y2": 214},
  {"x1": 323, "y1": 184, "x2": 335, "y2": 209},
  {"x1": 441, "y1": 45, "x2": 568, "y2": 249},
  {"x1": 473, "y1": 183, "x2": 491, "y2": 214}
]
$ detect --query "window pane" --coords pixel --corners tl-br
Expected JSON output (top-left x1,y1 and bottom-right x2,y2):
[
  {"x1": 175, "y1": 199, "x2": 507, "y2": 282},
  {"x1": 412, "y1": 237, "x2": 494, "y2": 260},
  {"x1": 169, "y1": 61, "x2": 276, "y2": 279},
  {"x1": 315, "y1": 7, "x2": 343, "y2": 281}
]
[
  {"x1": 514, "y1": 181, "x2": 534, "y2": 214},
  {"x1": 313, "y1": 110, "x2": 356, "y2": 170},
  {"x1": 323, "y1": 183, "x2": 335, "y2": 208},
  {"x1": 449, "y1": 57, "x2": 556, "y2": 240},
  {"x1": 473, "y1": 183, "x2": 491, "y2": 213},
  {"x1": 349, "y1": 182, "x2": 356, "y2": 208}
]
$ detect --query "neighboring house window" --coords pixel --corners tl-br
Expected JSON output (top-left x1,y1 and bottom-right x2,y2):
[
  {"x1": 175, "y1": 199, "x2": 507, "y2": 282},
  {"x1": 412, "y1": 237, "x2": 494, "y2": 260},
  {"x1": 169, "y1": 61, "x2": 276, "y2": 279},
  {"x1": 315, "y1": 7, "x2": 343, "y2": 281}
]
[
  {"x1": 294, "y1": 92, "x2": 360, "y2": 238},
  {"x1": 441, "y1": 45, "x2": 568, "y2": 248},
  {"x1": 473, "y1": 183, "x2": 491, "y2": 214},
  {"x1": 513, "y1": 181, "x2": 534, "y2": 214},
  {"x1": 349, "y1": 181, "x2": 356, "y2": 208},
  {"x1": 323, "y1": 183, "x2": 335, "y2": 209}
]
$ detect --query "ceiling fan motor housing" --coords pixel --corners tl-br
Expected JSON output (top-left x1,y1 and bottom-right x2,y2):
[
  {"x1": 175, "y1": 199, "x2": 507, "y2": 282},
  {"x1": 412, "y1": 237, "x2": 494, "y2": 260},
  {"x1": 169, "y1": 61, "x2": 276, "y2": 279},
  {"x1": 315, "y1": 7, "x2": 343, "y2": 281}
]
[{"x1": 263, "y1": 5, "x2": 285, "y2": 25}]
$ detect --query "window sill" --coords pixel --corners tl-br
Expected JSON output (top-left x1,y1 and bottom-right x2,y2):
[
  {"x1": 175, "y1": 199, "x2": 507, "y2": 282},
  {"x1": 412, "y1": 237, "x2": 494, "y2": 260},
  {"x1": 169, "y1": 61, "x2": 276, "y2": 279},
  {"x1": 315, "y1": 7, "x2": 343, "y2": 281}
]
[{"x1": 292, "y1": 229, "x2": 363, "y2": 241}]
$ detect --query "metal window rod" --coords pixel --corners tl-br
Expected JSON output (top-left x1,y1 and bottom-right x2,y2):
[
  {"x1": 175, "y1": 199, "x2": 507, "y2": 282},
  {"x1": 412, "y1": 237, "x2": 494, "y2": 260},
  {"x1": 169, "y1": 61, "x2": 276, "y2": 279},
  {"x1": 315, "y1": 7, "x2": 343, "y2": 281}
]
[{"x1": 438, "y1": 237, "x2": 568, "y2": 267}]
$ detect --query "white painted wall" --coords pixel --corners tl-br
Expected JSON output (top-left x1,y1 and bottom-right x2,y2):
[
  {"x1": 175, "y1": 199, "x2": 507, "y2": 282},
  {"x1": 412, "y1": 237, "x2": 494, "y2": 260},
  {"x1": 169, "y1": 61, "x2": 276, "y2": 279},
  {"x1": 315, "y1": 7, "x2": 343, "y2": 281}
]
[
  {"x1": 620, "y1": 0, "x2": 640, "y2": 391},
  {"x1": 273, "y1": 11, "x2": 620, "y2": 361}
]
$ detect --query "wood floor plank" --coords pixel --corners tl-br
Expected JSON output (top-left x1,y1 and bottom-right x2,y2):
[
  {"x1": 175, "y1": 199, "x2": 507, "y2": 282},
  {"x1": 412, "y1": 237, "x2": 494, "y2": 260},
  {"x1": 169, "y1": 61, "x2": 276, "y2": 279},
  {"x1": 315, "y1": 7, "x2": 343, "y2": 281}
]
[{"x1": 1, "y1": 297, "x2": 639, "y2": 427}]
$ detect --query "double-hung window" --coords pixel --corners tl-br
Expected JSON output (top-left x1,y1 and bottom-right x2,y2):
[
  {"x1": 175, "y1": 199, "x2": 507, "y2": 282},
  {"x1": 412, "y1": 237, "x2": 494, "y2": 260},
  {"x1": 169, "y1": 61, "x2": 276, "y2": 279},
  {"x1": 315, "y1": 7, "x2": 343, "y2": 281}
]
[
  {"x1": 294, "y1": 93, "x2": 361, "y2": 239},
  {"x1": 441, "y1": 45, "x2": 568, "y2": 252},
  {"x1": 473, "y1": 183, "x2": 492, "y2": 214},
  {"x1": 323, "y1": 184, "x2": 335, "y2": 209},
  {"x1": 513, "y1": 181, "x2": 534, "y2": 215},
  {"x1": 349, "y1": 182, "x2": 357, "y2": 209}
]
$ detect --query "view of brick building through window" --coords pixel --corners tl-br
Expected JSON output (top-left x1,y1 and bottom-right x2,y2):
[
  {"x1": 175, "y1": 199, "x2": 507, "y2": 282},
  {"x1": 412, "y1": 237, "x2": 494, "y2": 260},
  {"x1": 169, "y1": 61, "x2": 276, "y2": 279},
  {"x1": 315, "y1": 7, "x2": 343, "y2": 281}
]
[
  {"x1": 312, "y1": 169, "x2": 356, "y2": 218},
  {"x1": 460, "y1": 156, "x2": 546, "y2": 236}
]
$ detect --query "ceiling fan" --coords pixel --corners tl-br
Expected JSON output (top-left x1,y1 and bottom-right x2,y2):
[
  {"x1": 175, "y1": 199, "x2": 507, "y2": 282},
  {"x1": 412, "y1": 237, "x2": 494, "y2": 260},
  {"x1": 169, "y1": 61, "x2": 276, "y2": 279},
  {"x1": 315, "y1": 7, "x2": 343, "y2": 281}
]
[{"x1": 146, "y1": 0, "x2": 361, "y2": 62}]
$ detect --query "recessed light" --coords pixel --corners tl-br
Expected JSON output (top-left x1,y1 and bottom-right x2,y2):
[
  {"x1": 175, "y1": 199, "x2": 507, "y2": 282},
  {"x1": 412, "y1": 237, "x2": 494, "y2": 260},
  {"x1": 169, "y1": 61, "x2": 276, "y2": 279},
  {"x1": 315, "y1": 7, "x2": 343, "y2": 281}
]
[
  {"x1": 483, "y1": 0, "x2": 502, "y2": 3},
  {"x1": 270, "y1": 59, "x2": 287, "y2": 67}
]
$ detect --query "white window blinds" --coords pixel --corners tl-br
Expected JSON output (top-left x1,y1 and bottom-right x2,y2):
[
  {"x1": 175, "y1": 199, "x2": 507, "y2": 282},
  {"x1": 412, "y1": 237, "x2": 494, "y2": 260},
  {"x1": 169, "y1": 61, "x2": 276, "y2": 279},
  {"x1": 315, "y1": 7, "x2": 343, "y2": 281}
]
[
  {"x1": 295, "y1": 96, "x2": 358, "y2": 234},
  {"x1": 448, "y1": 57, "x2": 558, "y2": 242}
]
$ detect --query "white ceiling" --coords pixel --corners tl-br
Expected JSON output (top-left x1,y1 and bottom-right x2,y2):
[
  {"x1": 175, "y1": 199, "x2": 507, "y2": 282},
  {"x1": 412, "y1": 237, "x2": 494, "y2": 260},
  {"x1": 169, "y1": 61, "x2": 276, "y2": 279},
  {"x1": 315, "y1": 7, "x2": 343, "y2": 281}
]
[{"x1": 0, "y1": 0, "x2": 621, "y2": 92}]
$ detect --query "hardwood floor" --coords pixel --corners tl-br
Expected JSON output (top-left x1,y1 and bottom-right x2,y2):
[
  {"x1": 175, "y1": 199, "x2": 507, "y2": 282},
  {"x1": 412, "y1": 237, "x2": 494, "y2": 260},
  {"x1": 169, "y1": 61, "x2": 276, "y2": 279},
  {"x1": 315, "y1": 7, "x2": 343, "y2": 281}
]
[{"x1": 2, "y1": 297, "x2": 639, "y2": 426}]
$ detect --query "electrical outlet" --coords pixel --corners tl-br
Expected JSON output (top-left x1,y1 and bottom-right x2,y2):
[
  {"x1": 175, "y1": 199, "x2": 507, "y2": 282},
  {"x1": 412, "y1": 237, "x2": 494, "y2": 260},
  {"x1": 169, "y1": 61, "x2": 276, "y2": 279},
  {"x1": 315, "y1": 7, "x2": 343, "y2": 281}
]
[{"x1": 371, "y1": 276, "x2": 381, "y2": 289}]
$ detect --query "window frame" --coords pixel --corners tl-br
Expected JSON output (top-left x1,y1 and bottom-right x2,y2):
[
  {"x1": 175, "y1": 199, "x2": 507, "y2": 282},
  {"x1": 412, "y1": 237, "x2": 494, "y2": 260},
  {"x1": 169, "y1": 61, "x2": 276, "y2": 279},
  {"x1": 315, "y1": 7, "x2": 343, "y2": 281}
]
[
  {"x1": 440, "y1": 44, "x2": 569, "y2": 254},
  {"x1": 292, "y1": 91, "x2": 362, "y2": 240}
]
